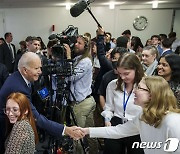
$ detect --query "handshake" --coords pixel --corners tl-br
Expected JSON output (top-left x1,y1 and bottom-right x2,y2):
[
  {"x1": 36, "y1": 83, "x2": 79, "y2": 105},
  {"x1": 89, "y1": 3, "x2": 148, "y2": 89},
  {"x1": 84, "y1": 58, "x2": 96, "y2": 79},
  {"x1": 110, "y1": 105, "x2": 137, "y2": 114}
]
[{"x1": 65, "y1": 126, "x2": 89, "y2": 140}]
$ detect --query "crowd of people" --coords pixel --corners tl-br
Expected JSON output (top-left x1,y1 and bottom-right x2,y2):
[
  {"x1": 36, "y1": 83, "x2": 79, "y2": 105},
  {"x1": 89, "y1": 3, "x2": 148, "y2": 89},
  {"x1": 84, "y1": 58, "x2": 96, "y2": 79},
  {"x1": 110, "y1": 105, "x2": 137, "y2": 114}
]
[{"x1": 0, "y1": 27, "x2": 180, "y2": 154}]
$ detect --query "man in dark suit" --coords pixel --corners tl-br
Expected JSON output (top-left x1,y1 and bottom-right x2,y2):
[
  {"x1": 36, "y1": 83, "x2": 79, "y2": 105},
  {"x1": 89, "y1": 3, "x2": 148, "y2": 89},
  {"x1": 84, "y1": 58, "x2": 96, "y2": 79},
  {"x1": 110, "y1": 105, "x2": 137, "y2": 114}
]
[
  {"x1": 161, "y1": 38, "x2": 173, "y2": 56},
  {"x1": 0, "y1": 52, "x2": 84, "y2": 153},
  {"x1": 0, "y1": 32, "x2": 16, "y2": 73},
  {"x1": 0, "y1": 63, "x2": 9, "y2": 89}
]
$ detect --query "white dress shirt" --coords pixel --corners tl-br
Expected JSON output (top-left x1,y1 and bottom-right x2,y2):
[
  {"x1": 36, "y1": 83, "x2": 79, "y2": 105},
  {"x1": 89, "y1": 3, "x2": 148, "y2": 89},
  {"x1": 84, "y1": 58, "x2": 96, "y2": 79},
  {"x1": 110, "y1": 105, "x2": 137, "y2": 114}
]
[{"x1": 101, "y1": 79, "x2": 142, "y2": 121}]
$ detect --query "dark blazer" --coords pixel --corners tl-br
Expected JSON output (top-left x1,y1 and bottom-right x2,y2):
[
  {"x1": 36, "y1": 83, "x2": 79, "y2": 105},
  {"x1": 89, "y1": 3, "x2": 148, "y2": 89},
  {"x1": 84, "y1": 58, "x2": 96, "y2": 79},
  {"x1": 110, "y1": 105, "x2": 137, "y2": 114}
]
[
  {"x1": 93, "y1": 35, "x2": 113, "y2": 94},
  {"x1": 0, "y1": 42, "x2": 16, "y2": 73},
  {"x1": 0, "y1": 63, "x2": 9, "y2": 89},
  {"x1": 161, "y1": 49, "x2": 173, "y2": 56},
  {"x1": 0, "y1": 71, "x2": 64, "y2": 152}
]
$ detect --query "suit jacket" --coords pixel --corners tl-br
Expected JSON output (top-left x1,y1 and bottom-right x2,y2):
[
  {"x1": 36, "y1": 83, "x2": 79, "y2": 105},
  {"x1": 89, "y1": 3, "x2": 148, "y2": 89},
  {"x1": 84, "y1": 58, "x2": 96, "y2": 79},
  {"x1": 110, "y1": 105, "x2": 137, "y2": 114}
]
[
  {"x1": 161, "y1": 49, "x2": 173, "y2": 56},
  {"x1": 0, "y1": 71, "x2": 64, "y2": 138},
  {"x1": 157, "y1": 45, "x2": 163, "y2": 55},
  {"x1": 0, "y1": 63, "x2": 9, "y2": 89},
  {"x1": 0, "y1": 43, "x2": 16, "y2": 73}
]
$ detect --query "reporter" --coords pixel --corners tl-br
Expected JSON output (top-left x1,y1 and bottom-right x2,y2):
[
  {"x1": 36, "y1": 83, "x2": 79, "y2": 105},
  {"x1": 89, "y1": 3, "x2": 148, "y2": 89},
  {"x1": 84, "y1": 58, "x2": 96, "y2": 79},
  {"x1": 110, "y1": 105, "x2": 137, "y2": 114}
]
[{"x1": 82, "y1": 76, "x2": 180, "y2": 154}]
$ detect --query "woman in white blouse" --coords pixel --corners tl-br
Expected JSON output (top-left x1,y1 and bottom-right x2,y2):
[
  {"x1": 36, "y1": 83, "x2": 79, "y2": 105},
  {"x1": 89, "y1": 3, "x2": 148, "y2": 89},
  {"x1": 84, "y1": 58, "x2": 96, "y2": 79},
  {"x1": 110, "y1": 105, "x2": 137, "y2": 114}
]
[
  {"x1": 101, "y1": 53, "x2": 144, "y2": 154},
  {"x1": 82, "y1": 76, "x2": 180, "y2": 154}
]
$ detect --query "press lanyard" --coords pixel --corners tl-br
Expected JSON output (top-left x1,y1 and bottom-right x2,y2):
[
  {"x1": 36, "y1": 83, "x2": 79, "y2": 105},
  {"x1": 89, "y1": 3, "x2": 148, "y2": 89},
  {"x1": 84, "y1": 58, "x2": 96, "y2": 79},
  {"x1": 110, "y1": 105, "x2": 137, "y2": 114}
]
[{"x1": 123, "y1": 84, "x2": 132, "y2": 117}]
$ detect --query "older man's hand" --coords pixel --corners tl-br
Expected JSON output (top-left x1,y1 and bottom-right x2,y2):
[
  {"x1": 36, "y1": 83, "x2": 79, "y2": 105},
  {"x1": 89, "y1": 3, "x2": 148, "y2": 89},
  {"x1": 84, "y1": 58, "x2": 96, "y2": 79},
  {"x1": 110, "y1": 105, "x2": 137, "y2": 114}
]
[{"x1": 64, "y1": 126, "x2": 85, "y2": 140}]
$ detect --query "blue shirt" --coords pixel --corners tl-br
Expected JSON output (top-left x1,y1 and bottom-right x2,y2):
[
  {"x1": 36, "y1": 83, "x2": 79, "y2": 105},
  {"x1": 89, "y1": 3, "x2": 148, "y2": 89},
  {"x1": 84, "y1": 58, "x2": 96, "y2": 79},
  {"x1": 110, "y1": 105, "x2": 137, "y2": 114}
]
[{"x1": 69, "y1": 55, "x2": 93, "y2": 102}]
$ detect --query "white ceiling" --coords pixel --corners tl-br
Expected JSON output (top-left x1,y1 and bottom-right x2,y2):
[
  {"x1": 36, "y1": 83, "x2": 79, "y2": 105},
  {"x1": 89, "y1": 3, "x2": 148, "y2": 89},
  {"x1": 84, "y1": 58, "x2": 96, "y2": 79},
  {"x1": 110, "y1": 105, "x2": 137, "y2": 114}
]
[{"x1": 0, "y1": 0, "x2": 180, "y2": 8}]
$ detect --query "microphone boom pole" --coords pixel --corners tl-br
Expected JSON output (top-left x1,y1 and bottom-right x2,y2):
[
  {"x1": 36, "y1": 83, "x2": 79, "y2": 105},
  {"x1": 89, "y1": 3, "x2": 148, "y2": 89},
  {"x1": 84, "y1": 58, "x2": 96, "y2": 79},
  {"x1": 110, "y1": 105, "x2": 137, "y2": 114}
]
[
  {"x1": 86, "y1": 7, "x2": 102, "y2": 28},
  {"x1": 70, "y1": 0, "x2": 102, "y2": 28}
]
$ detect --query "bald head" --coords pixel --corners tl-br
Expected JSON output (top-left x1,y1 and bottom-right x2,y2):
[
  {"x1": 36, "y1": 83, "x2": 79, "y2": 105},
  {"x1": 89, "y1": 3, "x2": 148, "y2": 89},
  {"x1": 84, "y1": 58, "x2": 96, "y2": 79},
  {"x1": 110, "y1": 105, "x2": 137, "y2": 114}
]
[{"x1": 18, "y1": 52, "x2": 42, "y2": 82}]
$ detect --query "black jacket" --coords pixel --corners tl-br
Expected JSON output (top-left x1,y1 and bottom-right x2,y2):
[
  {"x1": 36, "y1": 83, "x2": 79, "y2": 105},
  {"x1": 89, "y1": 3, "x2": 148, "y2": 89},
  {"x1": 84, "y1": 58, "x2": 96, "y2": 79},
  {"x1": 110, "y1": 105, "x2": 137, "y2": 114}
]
[{"x1": 0, "y1": 43, "x2": 16, "y2": 73}]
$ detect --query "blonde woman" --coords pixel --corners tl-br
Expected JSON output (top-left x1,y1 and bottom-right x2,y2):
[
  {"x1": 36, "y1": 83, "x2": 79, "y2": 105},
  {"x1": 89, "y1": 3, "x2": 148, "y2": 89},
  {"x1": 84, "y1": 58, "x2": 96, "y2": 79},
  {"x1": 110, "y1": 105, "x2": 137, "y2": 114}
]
[{"x1": 82, "y1": 76, "x2": 180, "y2": 154}]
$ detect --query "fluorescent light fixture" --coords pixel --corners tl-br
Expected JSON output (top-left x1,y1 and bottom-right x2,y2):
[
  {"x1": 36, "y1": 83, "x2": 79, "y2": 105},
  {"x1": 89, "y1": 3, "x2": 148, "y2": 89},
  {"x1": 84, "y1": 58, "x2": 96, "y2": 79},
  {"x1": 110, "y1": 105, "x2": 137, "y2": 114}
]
[
  {"x1": 66, "y1": 3, "x2": 71, "y2": 10},
  {"x1": 152, "y1": 1, "x2": 158, "y2": 8},
  {"x1": 109, "y1": 2, "x2": 115, "y2": 9}
]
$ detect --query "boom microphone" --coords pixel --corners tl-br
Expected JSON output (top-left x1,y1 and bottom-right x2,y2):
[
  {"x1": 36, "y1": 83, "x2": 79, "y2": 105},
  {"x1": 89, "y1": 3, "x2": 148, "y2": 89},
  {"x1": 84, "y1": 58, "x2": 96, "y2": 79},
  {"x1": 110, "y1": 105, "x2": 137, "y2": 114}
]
[
  {"x1": 70, "y1": 0, "x2": 89, "y2": 17},
  {"x1": 70, "y1": 0, "x2": 102, "y2": 28}
]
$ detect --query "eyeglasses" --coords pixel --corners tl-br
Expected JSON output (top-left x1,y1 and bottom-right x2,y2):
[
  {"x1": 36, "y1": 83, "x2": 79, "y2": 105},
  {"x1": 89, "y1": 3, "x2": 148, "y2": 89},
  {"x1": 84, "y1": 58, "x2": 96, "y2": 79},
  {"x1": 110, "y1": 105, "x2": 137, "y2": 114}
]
[
  {"x1": 3, "y1": 108, "x2": 20, "y2": 115},
  {"x1": 136, "y1": 85, "x2": 149, "y2": 92}
]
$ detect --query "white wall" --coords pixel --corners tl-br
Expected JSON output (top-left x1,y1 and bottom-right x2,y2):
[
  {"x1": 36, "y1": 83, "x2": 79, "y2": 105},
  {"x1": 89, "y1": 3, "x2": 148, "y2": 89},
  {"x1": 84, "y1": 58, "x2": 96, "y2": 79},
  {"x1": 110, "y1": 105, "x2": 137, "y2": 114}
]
[
  {"x1": 0, "y1": 11, "x2": 5, "y2": 36},
  {"x1": 0, "y1": 6, "x2": 179, "y2": 48},
  {"x1": 174, "y1": 10, "x2": 180, "y2": 38}
]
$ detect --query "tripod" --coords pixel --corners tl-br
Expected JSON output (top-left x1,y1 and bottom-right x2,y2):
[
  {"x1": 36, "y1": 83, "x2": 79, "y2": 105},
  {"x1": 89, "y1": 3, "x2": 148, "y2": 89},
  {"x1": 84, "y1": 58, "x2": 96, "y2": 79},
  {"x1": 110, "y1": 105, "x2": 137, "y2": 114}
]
[{"x1": 47, "y1": 75, "x2": 87, "y2": 154}]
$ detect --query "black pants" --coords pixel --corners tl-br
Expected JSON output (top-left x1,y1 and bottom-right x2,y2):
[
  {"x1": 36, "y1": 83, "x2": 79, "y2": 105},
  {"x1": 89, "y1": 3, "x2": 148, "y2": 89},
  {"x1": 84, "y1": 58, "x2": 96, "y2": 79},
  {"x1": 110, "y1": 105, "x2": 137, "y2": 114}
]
[
  {"x1": 103, "y1": 116, "x2": 144, "y2": 154},
  {"x1": 0, "y1": 117, "x2": 6, "y2": 154}
]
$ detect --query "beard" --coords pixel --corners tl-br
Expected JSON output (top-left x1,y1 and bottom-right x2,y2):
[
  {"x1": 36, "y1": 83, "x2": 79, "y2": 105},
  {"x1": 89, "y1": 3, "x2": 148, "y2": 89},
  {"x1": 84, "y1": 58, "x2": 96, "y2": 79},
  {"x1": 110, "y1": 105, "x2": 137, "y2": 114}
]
[{"x1": 74, "y1": 47, "x2": 84, "y2": 56}]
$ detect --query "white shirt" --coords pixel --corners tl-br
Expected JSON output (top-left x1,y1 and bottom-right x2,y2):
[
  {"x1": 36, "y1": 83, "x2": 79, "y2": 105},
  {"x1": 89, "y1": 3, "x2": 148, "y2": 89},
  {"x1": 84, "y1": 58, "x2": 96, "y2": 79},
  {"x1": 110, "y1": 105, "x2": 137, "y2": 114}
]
[
  {"x1": 101, "y1": 79, "x2": 142, "y2": 121},
  {"x1": 172, "y1": 39, "x2": 180, "y2": 52},
  {"x1": 89, "y1": 112, "x2": 180, "y2": 154},
  {"x1": 19, "y1": 72, "x2": 31, "y2": 87},
  {"x1": 6, "y1": 42, "x2": 15, "y2": 60},
  {"x1": 93, "y1": 56, "x2": 100, "y2": 69}
]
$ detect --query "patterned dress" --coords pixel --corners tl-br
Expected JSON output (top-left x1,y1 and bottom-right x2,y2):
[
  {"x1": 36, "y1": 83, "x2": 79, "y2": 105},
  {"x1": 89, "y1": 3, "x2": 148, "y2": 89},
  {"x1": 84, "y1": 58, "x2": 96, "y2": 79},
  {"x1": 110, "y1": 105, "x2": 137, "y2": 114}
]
[
  {"x1": 5, "y1": 119, "x2": 35, "y2": 154},
  {"x1": 169, "y1": 81, "x2": 180, "y2": 108}
]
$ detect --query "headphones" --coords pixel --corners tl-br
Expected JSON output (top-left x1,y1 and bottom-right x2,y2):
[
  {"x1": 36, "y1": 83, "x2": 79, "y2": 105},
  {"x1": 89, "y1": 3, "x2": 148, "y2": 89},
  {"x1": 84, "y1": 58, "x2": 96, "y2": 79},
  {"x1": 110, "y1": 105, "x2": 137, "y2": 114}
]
[{"x1": 79, "y1": 35, "x2": 89, "y2": 49}]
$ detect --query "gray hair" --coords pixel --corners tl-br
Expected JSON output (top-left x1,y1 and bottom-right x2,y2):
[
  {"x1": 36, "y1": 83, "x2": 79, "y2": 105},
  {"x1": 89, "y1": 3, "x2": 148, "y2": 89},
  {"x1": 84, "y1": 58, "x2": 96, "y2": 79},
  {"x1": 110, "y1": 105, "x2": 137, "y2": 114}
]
[
  {"x1": 143, "y1": 45, "x2": 159, "y2": 59},
  {"x1": 18, "y1": 52, "x2": 40, "y2": 70}
]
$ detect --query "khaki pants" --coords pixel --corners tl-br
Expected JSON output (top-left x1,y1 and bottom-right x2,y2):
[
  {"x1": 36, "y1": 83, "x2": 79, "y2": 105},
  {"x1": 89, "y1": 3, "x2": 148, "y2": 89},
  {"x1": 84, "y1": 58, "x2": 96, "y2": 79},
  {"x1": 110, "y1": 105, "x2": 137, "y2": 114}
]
[{"x1": 72, "y1": 96, "x2": 98, "y2": 154}]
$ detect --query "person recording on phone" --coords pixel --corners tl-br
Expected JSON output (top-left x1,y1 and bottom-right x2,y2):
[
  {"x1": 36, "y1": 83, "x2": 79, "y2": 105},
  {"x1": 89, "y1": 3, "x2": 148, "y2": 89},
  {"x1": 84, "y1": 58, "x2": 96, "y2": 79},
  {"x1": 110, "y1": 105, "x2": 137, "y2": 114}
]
[
  {"x1": 0, "y1": 52, "x2": 85, "y2": 153},
  {"x1": 64, "y1": 35, "x2": 98, "y2": 154}
]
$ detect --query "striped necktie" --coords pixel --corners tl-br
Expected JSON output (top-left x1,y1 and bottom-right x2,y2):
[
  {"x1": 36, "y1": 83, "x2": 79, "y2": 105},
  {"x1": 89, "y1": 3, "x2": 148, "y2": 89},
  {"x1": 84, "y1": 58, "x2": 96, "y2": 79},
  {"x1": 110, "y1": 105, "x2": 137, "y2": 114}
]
[{"x1": 8, "y1": 44, "x2": 15, "y2": 63}]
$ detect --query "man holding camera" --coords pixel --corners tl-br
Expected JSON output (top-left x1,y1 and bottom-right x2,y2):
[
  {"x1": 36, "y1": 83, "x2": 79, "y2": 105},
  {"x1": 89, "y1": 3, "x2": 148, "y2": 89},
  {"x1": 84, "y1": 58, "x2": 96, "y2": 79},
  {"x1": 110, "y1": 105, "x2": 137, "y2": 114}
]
[
  {"x1": 0, "y1": 52, "x2": 84, "y2": 153},
  {"x1": 64, "y1": 35, "x2": 98, "y2": 154}
]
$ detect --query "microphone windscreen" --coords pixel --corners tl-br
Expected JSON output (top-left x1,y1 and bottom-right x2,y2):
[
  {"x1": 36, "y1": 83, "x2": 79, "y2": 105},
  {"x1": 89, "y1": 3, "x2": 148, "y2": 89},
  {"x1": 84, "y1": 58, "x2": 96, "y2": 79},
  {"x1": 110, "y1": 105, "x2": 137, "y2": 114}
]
[{"x1": 70, "y1": 0, "x2": 88, "y2": 17}]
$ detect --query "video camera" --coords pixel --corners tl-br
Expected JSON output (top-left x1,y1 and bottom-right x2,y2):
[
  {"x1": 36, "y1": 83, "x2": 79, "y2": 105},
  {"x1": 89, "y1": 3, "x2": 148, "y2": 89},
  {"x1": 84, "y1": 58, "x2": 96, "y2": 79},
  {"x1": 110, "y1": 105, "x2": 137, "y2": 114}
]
[
  {"x1": 42, "y1": 60, "x2": 73, "y2": 77},
  {"x1": 48, "y1": 25, "x2": 78, "y2": 60},
  {"x1": 43, "y1": 25, "x2": 78, "y2": 76}
]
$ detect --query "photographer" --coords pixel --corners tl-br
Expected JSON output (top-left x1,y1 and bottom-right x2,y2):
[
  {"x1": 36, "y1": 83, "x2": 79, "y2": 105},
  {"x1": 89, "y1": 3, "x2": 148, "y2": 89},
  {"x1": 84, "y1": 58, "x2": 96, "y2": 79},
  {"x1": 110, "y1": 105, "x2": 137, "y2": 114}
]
[{"x1": 64, "y1": 35, "x2": 98, "y2": 154}]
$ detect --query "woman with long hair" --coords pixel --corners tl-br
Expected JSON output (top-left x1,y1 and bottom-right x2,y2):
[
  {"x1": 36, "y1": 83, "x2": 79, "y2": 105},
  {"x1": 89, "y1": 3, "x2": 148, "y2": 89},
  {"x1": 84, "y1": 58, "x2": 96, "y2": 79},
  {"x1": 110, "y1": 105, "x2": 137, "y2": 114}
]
[
  {"x1": 101, "y1": 53, "x2": 144, "y2": 154},
  {"x1": 4, "y1": 92, "x2": 38, "y2": 154},
  {"x1": 157, "y1": 54, "x2": 180, "y2": 107},
  {"x1": 82, "y1": 76, "x2": 180, "y2": 154}
]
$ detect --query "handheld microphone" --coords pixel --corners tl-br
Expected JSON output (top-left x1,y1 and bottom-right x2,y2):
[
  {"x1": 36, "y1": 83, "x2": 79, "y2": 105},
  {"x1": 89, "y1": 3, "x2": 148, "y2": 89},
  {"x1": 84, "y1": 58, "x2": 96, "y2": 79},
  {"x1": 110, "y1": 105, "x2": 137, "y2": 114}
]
[{"x1": 70, "y1": 0, "x2": 89, "y2": 17}]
